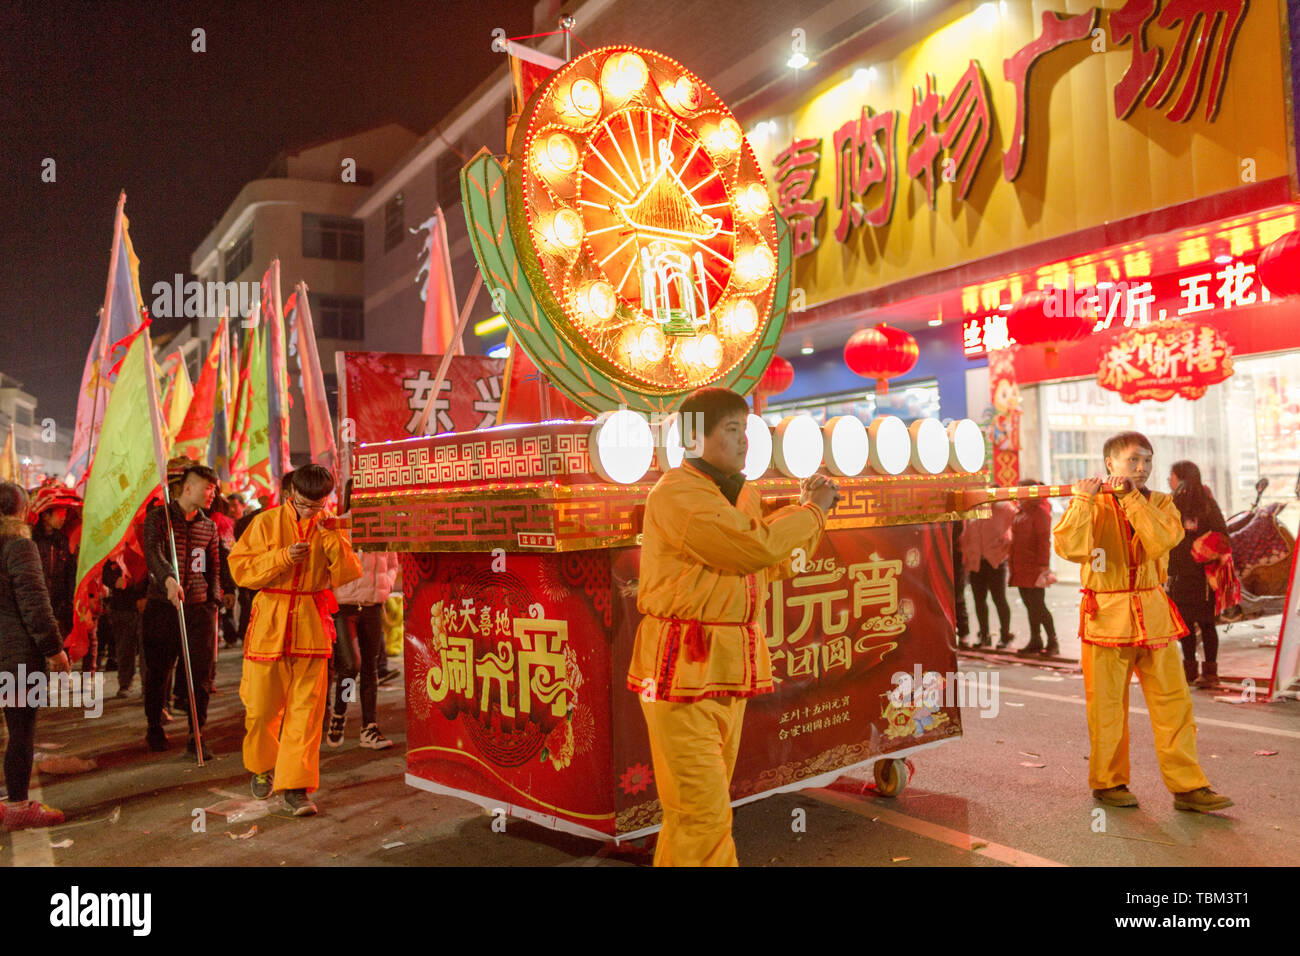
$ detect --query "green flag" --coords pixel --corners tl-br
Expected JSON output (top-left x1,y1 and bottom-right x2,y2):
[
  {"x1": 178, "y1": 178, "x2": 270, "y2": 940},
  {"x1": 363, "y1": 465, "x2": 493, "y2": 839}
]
[{"x1": 67, "y1": 327, "x2": 169, "y2": 657}]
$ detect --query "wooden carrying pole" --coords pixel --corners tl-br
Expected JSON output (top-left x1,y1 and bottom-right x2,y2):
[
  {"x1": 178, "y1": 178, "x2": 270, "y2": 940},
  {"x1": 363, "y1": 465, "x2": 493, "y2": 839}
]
[{"x1": 950, "y1": 482, "x2": 1123, "y2": 512}]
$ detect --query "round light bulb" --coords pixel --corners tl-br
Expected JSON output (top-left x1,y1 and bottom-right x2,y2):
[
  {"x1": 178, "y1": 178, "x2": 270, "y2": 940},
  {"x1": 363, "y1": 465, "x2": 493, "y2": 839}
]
[
  {"x1": 601, "y1": 51, "x2": 648, "y2": 101},
  {"x1": 720, "y1": 299, "x2": 758, "y2": 337},
  {"x1": 718, "y1": 118, "x2": 743, "y2": 151},
  {"x1": 737, "y1": 182, "x2": 771, "y2": 218},
  {"x1": 667, "y1": 75, "x2": 702, "y2": 111},
  {"x1": 564, "y1": 78, "x2": 601, "y2": 118},
  {"x1": 543, "y1": 209, "x2": 584, "y2": 250},
  {"x1": 734, "y1": 246, "x2": 775, "y2": 289},
  {"x1": 698, "y1": 332, "x2": 722, "y2": 370},
  {"x1": 576, "y1": 280, "x2": 617, "y2": 323},
  {"x1": 545, "y1": 132, "x2": 579, "y2": 173}
]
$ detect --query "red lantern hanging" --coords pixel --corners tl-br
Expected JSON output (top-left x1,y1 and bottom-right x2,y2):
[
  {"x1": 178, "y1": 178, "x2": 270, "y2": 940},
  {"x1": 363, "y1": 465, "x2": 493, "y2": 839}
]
[
  {"x1": 1256, "y1": 230, "x2": 1300, "y2": 297},
  {"x1": 1005, "y1": 288, "x2": 1093, "y2": 368},
  {"x1": 758, "y1": 355, "x2": 794, "y2": 396},
  {"x1": 844, "y1": 323, "x2": 918, "y2": 395}
]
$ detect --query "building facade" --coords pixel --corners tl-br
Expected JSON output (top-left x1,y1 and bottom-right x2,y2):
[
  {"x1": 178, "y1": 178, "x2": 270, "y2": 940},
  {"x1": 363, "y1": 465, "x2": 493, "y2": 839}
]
[{"x1": 189, "y1": 123, "x2": 418, "y2": 460}]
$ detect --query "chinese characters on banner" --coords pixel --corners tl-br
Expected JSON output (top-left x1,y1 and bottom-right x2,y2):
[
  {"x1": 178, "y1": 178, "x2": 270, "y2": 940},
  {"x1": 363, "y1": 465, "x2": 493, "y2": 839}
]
[
  {"x1": 335, "y1": 351, "x2": 505, "y2": 444},
  {"x1": 773, "y1": 0, "x2": 1250, "y2": 255},
  {"x1": 1097, "y1": 320, "x2": 1234, "y2": 403},
  {"x1": 962, "y1": 254, "x2": 1272, "y2": 357},
  {"x1": 400, "y1": 525, "x2": 962, "y2": 838}
]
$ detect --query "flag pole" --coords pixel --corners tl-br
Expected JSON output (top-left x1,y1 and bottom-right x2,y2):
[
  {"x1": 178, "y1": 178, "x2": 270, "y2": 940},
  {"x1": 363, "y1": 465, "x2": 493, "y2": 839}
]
[
  {"x1": 415, "y1": 272, "x2": 483, "y2": 437},
  {"x1": 142, "y1": 322, "x2": 205, "y2": 766}
]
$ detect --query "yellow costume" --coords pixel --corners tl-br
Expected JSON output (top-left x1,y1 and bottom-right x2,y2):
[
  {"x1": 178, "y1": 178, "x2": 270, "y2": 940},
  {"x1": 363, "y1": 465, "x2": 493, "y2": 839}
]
[
  {"x1": 1053, "y1": 488, "x2": 1210, "y2": 794},
  {"x1": 229, "y1": 504, "x2": 361, "y2": 793},
  {"x1": 628, "y1": 462, "x2": 826, "y2": 866}
]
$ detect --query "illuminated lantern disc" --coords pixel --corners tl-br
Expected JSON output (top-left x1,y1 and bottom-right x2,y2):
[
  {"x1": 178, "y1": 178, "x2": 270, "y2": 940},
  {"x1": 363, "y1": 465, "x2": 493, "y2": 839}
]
[{"x1": 773, "y1": 415, "x2": 824, "y2": 479}]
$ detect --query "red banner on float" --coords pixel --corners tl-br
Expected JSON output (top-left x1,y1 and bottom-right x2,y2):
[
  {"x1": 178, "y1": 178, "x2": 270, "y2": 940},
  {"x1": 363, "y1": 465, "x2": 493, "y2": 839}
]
[
  {"x1": 1097, "y1": 320, "x2": 1234, "y2": 403},
  {"x1": 400, "y1": 524, "x2": 962, "y2": 839},
  {"x1": 336, "y1": 351, "x2": 506, "y2": 444}
]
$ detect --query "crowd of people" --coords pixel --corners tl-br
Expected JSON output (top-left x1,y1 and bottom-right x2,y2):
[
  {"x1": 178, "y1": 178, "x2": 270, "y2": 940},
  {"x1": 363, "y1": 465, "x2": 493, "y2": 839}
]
[
  {"x1": 0, "y1": 459, "x2": 402, "y2": 829},
  {"x1": 0, "y1": 403, "x2": 1247, "y2": 854}
]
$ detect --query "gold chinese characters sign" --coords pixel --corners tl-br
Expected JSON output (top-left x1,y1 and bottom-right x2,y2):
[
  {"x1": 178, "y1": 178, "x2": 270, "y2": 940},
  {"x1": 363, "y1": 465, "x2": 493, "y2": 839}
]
[
  {"x1": 1097, "y1": 319, "x2": 1233, "y2": 402},
  {"x1": 748, "y1": 0, "x2": 1289, "y2": 310}
]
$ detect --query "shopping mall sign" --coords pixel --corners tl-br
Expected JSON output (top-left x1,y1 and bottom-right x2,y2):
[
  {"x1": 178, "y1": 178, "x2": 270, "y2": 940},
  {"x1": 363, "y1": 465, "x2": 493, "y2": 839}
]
[
  {"x1": 745, "y1": 1, "x2": 1290, "y2": 310},
  {"x1": 1097, "y1": 319, "x2": 1234, "y2": 403}
]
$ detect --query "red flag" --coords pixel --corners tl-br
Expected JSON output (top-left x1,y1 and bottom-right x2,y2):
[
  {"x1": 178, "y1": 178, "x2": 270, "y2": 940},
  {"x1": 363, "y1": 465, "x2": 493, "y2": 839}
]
[
  {"x1": 287, "y1": 285, "x2": 337, "y2": 472},
  {"x1": 174, "y1": 316, "x2": 225, "y2": 460},
  {"x1": 419, "y1": 209, "x2": 460, "y2": 356}
]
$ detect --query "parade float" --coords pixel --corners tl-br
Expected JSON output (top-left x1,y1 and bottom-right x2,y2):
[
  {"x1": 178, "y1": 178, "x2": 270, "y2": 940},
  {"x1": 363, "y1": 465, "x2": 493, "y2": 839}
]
[{"x1": 349, "y1": 45, "x2": 995, "y2": 840}]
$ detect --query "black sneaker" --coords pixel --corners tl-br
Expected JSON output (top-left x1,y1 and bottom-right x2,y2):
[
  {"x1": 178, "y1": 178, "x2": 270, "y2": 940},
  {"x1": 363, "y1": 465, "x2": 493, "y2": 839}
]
[
  {"x1": 283, "y1": 789, "x2": 317, "y2": 816},
  {"x1": 326, "y1": 712, "x2": 345, "y2": 748},
  {"x1": 185, "y1": 738, "x2": 213, "y2": 761},
  {"x1": 146, "y1": 729, "x2": 169, "y2": 753},
  {"x1": 377, "y1": 669, "x2": 401, "y2": 685},
  {"x1": 251, "y1": 771, "x2": 273, "y2": 800}
]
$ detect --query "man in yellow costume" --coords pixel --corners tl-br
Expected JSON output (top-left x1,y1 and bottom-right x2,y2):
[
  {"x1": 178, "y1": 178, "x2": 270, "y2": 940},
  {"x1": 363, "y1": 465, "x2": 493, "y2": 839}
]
[
  {"x1": 1052, "y1": 431, "x2": 1232, "y2": 814},
  {"x1": 628, "y1": 387, "x2": 839, "y2": 866},
  {"x1": 229, "y1": 464, "x2": 362, "y2": 816}
]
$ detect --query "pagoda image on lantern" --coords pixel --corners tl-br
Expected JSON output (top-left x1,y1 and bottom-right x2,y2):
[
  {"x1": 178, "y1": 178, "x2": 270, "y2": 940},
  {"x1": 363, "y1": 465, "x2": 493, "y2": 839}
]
[{"x1": 638, "y1": 243, "x2": 712, "y2": 336}]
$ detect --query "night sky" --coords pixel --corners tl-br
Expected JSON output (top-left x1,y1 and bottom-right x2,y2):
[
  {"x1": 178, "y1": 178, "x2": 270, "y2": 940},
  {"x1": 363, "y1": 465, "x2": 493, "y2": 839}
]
[{"x1": 0, "y1": 0, "x2": 535, "y2": 426}]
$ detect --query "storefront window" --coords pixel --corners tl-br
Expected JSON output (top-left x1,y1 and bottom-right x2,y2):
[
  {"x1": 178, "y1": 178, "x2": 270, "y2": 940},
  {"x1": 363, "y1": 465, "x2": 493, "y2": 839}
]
[
  {"x1": 1022, "y1": 352, "x2": 1300, "y2": 534},
  {"x1": 762, "y1": 380, "x2": 941, "y2": 427}
]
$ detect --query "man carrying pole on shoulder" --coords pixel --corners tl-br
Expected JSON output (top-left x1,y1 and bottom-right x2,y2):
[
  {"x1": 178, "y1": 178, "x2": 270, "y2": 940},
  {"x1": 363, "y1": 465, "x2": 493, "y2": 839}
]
[
  {"x1": 141, "y1": 458, "x2": 221, "y2": 760},
  {"x1": 628, "y1": 386, "x2": 839, "y2": 866},
  {"x1": 230, "y1": 464, "x2": 361, "y2": 816}
]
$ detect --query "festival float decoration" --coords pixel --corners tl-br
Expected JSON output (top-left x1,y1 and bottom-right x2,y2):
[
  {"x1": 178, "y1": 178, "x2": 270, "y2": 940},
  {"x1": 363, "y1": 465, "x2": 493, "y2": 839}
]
[{"x1": 350, "y1": 43, "x2": 1003, "y2": 842}]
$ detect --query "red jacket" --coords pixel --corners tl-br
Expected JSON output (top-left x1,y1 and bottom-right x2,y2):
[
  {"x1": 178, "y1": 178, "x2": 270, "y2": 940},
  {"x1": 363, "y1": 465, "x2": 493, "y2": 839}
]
[
  {"x1": 961, "y1": 501, "x2": 1014, "y2": 573},
  {"x1": 1008, "y1": 499, "x2": 1052, "y2": 588}
]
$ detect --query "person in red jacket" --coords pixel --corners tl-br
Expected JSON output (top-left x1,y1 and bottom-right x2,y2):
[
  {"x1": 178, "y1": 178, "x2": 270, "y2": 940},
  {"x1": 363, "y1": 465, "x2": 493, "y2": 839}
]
[{"x1": 1008, "y1": 479, "x2": 1058, "y2": 656}]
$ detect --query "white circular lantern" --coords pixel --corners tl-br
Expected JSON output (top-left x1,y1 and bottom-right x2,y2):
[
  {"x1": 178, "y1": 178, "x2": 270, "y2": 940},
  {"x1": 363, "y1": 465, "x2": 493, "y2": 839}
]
[
  {"x1": 743, "y1": 414, "x2": 773, "y2": 480},
  {"x1": 773, "y1": 415, "x2": 824, "y2": 479},
  {"x1": 822, "y1": 416, "x2": 868, "y2": 477},
  {"x1": 909, "y1": 418, "x2": 949, "y2": 474},
  {"x1": 867, "y1": 416, "x2": 910, "y2": 475},
  {"x1": 589, "y1": 409, "x2": 653, "y2": 484},
  {"x1": 948, "y1": 419, "x2": 986, "y2": 474},
  {"x1": 654, "y1": 412, "x2": 686, "y2": 472}
]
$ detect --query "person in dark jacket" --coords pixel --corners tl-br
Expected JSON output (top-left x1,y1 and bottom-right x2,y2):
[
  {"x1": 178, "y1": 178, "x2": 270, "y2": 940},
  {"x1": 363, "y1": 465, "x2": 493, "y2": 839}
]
[
  {"x1": 0, "y1": 481, "x2": 70, "y2": 830},
  {"x1": 141, "y1": 463, "x2": 221, "y2": 757},
  {"x1": 952, "y1": 521, "x2": 969, "y2": 646},
  {"x1": 1168, "y1": 461, "x2": 1229, "y2": 687},
  {"x1": 30, "y1": 504, "x2": 77, "y2": 656},
  {"x1": 1008, "y1": 479, "x2": 1058, "y2": 656},
  {"x1": 102, "y1": 556, "x2": 147, "y2": 698}
]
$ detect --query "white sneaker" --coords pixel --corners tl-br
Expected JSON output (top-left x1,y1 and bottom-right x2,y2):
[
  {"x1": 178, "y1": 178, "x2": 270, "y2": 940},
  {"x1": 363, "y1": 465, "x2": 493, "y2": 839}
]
[{"x1": 359, "y1": 723, "x2": 393, "y2": 750}]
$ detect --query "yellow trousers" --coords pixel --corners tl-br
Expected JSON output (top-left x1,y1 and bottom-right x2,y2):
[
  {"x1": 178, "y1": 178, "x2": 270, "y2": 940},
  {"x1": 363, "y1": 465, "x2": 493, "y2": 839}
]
[
  {"x1": 1082, "y1": 642, "x2": 1211, "y2": 794},
  {"x1": 240, "y1": 656, "x2": 329, "y2": 793},
  {"x1": 640, "y1": 696, "x2": 746, "y2": 867}
]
